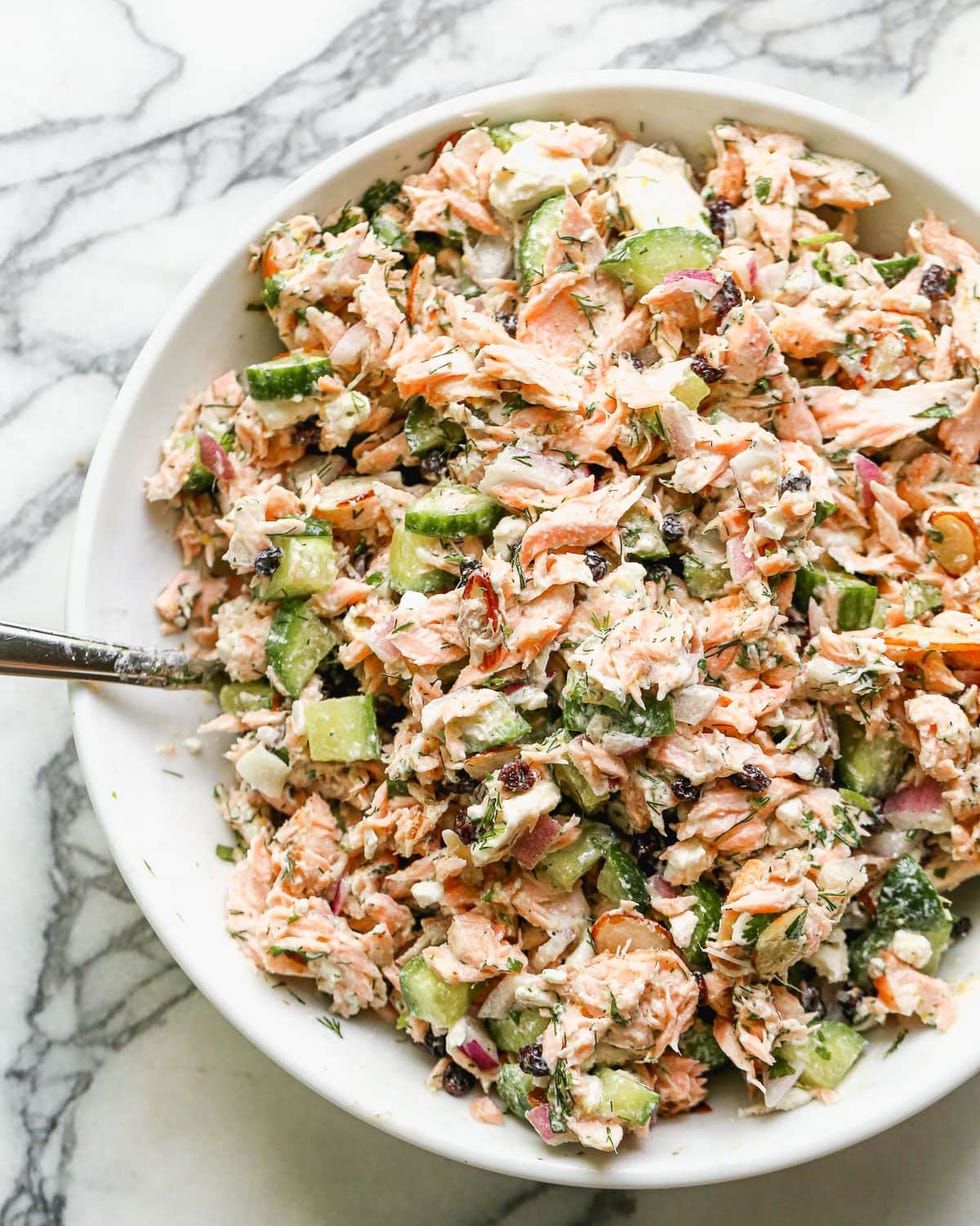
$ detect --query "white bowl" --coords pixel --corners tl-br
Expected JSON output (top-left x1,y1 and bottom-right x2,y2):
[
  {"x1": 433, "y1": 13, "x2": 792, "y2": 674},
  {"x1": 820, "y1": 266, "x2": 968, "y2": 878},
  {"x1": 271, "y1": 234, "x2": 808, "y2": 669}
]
[{"x1": 68, "y1": 70, "x2": 980, "y2": 1188}]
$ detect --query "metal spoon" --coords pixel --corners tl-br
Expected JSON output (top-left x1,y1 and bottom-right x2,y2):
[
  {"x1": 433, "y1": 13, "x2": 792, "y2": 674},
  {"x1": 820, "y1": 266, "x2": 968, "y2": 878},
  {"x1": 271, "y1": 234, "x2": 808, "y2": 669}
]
[{"x1": 0, "y1": 622, "x2": 224, "y2": 689}]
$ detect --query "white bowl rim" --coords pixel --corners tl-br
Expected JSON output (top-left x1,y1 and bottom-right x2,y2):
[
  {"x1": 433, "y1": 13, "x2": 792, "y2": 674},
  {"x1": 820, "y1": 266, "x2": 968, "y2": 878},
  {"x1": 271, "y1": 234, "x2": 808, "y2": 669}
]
[{"x1": 66, "y1": 68, "x2": 980, "y2": 1188}]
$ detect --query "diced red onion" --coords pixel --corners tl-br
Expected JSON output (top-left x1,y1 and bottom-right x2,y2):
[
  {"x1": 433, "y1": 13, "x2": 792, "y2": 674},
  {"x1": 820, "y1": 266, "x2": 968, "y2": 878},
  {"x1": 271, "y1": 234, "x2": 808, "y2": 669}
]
[
  {"x1": 661, "y1": 268, "x2": 719, "y2": 288},
  {"x1": 726, "y1": 534, "x2": 755, "y2": 583},
  {"x1": 854, "y1": 455, "x2": 885, "y2": 508},
  {"x1": 658, "y1": 402, "x2": 698, "y2": 458},
  {"x1": 330, "y1": 878, "x2": 348, "y2": 915},
  {"x1": 649, "y1": 874, "x2": 677, "y2": 900},
  {"x1": 672, "y1": 685, "x2": 720, "y2": 727},
  {"x1": 459, "y1": 1038, "x2": 499, "y2": 1071},
  {"x1": 197, "y1": 430, "x2": 234, "y2": 481},
  {"x1": 329, "y1": 321, "x2": 370, "y2": 368},
  {"x1": 464, "y1": 232, "x2": 514, "y2": 288},
  {"x1": 513, "y1": 817, "x2": 561, "y2": 869},
  {"x1": 883, "y1": 781, "x2": 950, "y2": 833},
  {"x1": 525, "y1": 1104, "x2": 563, "y2": 1144}
]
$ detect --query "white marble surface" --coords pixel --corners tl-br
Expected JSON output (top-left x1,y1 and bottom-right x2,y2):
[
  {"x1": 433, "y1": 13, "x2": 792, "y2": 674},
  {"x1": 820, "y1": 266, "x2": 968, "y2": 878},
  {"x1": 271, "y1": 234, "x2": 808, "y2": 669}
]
[{"x1": 3, "y1": 1, "x2": 980, "y2": 1221}]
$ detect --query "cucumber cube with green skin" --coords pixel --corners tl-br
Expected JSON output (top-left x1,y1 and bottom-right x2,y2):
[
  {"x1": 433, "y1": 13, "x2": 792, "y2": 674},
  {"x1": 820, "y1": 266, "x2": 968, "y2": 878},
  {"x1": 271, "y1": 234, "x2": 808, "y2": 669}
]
[
  {"x1": 538, "y1": 822, "x2": 617, "y2": 892},
  {"x1": 597, "y1": 845, "x2": 650, "y2": 911},
  {"x1": 795, "y1": 1021, "x2": 865, "y2": 1090},
  {"x1": 389, "y1": 524, "x2": 455, "y2": 595},
  {"x1": 562, "y1": 673, "x2": 675, "y2": 740},
  {"x1": 399, "y1": 955, "x2": 473, "y2": 1028},
  {"x1": 792, "y1": 566, "x2": 877, "y2": 631},
  {"x1": 682, "y1": 556, "x2": 730, "y2": 599},
  {"x1": 553, "y1": 761, "x2": 610, "y2": 814},
  {"x1": 682, "y1": 881, "x2": 723, "y2": 967},
  {"x1": 902, "y1": 580, "x2": 944, "y2": 620},
  {"x1": 254, "y1": 535, "x2": 337, "y2": 600},
  {"x1": 487, "y1": 1010, "x2": 548, "y2": 1052},
  {"x1": 496, "y1": 1063, "x2": 535, "y2": 1117},
  {"x1": 405, "y1": 482, "x2": 505, "y2": 538},
  {"x1": 265, "y1": 600, "x2": 335, "y2": 697},
  {"x1": 620, "y1": 509, "x2": 669, "y2": 561},
  {"x1": 219, "y1": 681, "x2": 273, "y2": 716},
  {"x1": 600, "y1": 227, "x2": 721, "y2": 296},
  {"x1": 849, "y1": 854, "x2": 952, "y2": 986},
  {"x1": 872, "y1": 254, "x2": 919, "y2": 288},
  {"x1": 303, "y1": 695, "x2": 380, "y2": 762},
  {"x1": 516, "y1": 193, "x2": 566, "y2": 292},
  {"x1": 679, "y1": 1016, "x2": 729, "y2": 1070},
  {"x1": 404, "y1": 399, "x2": 465, "y2": 456},
  {"x1": 835, "y1": 714, "x2": 908, "y2": 799},
  {"x1": 245, "y1": 352, "x2": 333, "y2": 400},
  {"x1": 672, "y1": 372, "x2": 711, "y2": 410},
  {"x1": 595, "y1": 1067, "x2": 659, "y2": 1127},
  {"x1": 455, "y1": 693, "x2": 531, "y2": 756}
]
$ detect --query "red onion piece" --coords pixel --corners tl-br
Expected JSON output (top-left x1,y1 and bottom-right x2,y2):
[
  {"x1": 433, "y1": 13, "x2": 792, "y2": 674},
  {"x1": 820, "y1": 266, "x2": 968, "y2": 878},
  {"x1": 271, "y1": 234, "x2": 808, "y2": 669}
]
[
  {"x1": 883, "y1": 781, "x2": 948, "y2": 832},
  {"x1": 197, "y1": 430, "x2": 234, "y2": 481},
  {"x1": 513, "y1": 817, "x2": 561, "y2": 869},
  {"x1": 661, "y1": 268, "x2": 719, "y2": 288},
  {"x1": 459, "y1": 1038, "x2": 499, "y2": 1072},
  {"x1": 854, "y1": 454, "x2": 885, "y2": 508},
  {"x1": 658, "y1": 402, "x2": 698, "y2": 458},
  {"x1": 649, "y1": 874, "x2": 677, "y2": 900},
  {"x1": 525, "y1": 1104, "x2": 563, "y2": 1144},
  {"x1": 726, "y1": 534, "x2": 755, "y2": 583},
  {"x1": 329, "y1": 321, "x2": 370, "y2": 368},
  {"x1": 331, "y1": 878, "x2": 347, "y2": 915}
]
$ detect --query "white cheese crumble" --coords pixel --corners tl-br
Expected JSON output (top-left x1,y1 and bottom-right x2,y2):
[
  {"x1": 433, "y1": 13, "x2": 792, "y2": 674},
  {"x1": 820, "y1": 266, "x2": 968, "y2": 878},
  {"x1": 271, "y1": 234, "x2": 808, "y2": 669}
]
[{"x1": 613, "y1": 146, "x2": 710, "y2": 234}]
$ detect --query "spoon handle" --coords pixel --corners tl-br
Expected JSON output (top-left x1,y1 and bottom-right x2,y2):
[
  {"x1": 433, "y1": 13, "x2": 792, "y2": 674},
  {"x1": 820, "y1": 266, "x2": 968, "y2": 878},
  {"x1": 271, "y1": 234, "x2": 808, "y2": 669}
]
[{"x1": 0, "y1": 622, "x2": 223, "y2": 689}]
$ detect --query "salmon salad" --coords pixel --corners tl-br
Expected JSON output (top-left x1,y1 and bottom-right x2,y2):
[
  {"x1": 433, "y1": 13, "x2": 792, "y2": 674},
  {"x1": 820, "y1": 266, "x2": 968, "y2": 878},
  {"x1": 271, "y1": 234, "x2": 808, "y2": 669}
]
[{"x1": 147, "y1": 116, "x2": 980, "y2": 1152}]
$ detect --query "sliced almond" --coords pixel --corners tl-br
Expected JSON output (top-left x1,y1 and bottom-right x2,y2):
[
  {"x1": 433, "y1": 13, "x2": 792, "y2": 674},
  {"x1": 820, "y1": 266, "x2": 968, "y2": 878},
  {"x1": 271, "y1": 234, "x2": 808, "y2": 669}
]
[
  {"x1": 883, "y1": 622, "x2": 980, "y2": 664},
  {"x1": 929, "y1": 511, "x2": 977, "y2": 576},
  {"x1": 592, "y1": 909, "x2": 675, "y2": 956}
]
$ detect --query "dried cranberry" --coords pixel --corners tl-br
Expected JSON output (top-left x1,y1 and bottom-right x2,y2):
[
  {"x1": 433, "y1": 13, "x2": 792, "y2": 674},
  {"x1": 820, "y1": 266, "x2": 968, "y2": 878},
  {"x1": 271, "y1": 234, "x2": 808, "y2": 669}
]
[
  {"x1": 253, "y1": 546, "x2": 283, "y2": 575},
  {"x1": 497, "y1": 311, "x2": 518, "y2": 336},
  {"x1": 837, "y1": 985, "x2": 864, "y2": 1026},
  {"x1": 423, "y1": 1029, "x2": 447, "y2": 1058},
  {"x1": 518, "y1": 1043, "x2": 549, "y2": 1077},
  {"x1": 813, "y1": 763, "x2": 831, "y2": 786},
  {"x1": 498, "y1": 759, "x2": 536, "y2": 794},
  {"x1": 292, "y1": 417, "x2": 322, "y2": 449},
  {"x1": 690, "y1": 353, "x2": 724, "y2": 384},
  {"x1": 633, "y1": 829, "x2": 667, "y2": 871},
  {"x1": 730, "y1": 764, "x2": 770, "y2": 792},
  {"x1": 584, "y1": 547, "x2": 609, "y2": 581},
  {"x1": 645, "y1": 560, "x2": 673, "y2": 582},
  {"x1": 953, "y1": 915, "x2": 973, "y2": 940},
  {"x1": 707, "y1": 197, "x2": 735, "y2": 243},
  {"x1": 661, "y1": 514, "x2": 685, "y2": 543},
  {"x1": 671, "y1": 775, "x2": 701, "y2": 803},
  {"x1": 453, "y1": 813, "x2": 477, "y2": 843},
  {"x1": 798, "y1": 980, "x2": 825, "y2": 1017},
  {"x1": 458, "y1": 557, "x2": 482, "y2": 584},
  {"x1": 920, "y1": 263, "x2": 950, "y2": 301},
  {"x1": 711, "y1": 273, "x2": 742, "y2": 322},
  {"x1": 442, "y1": 1061, "x2": 476, "y2": 1096},
  {"x1": 780, "y1": 469, "x2": 811, "y2": 494},
  {"x1": 693, "y1": 971, "x2": 708, "y2": 1005},
  {"x1": 630, "y1": 354, "x2": 645, "y2": 371}
]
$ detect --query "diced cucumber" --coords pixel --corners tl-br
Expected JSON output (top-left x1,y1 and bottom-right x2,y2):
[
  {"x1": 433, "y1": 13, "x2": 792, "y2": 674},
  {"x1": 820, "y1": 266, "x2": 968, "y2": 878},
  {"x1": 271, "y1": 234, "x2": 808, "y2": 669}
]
[
  {"x1": 399, "y1": 955, "x2": 474, "y2": 1028},
  {"x1": 600, "y1": 226, "x2": 721, "y2": 296},
  {"x1": 872, "y1": 254, "x2": 919, "y2": 288},
  {"x1": 455, "y1": 692, "x2": 531, "y2": 755},
  {"x1": 679, "y1": 1016, "x2": 728, "y2": 1070},
  {"x1": 672, "y1": 372, "x2": 711, "y2": 411},
  {"x1": 875, "y1": 855, "x2": 952, "y2": 966},
  {"x1": 682, "y1": 556, "x2": 730, "y2": 598},
  {"x1": 389, "y1": 524, "x2": 454, "y2": 595},
  {"x1": 265, "y1": 599, "x2": 335, "y2": 697},
  {"x1": 562, "y1": 672, "x2": 675, "y2": 740},
  {"x1": 902, "y1": 580, "x2": 944, "y2": 620},
  {"x1": 253, "y1": 534, "x2": 337, "y2": 600},
  {"x1": 303, "y1": 694, "x2": 380, "y2": 762},
  {"x1": 370, "y1": 212, "x2": 410, "y2": 252},
  {"x1": 538, "y1": 821, "x2": 617, "y2": 892},
  {"x1": 516, "y1": 193, "x2": 565, "y2": 292},
  {"x1": 404, "y1": 399, "x2": 465, "y2": 456},
  {"x1": 595, "y1": 1067, "x2": 659, "y2": 1127},
  {"x1": 496, "y1": 1063, "x2": 535, "y2": 1117},
  {"x1": 681, "y1": 881, "x2": 723, "y2": 968},
  {"x1": 620, "y1": 509, "x2": 669, "y2": 561},
  {"x1": 486, "y1": 123, "x2": 520, "y2": 152},
  {"x1": 596, "y1": 845, "x2": 649, "y2": 911},
  {"x1": 793, "y1": 566, "x2": 877, "y2": 631},
  {"x1": 796, "y1": 1021, "x2": 865, "y2": 1090},
  {"x1": 245, "y1": 352, "x2": 333, "y2": 400},
  {"x1": 553, "y1": 761, "x2": 609, "y2": 814},
  {"x1": 405, "y1": 483, "x2": 505, "y2": 538},
  {"x1": 487, "y1": 1010, "x2": 548, "y2": 1052},
  {"x1": 835, "y1": 714, "x2": 908, "y2": 799},
  {"x1": 219, "y1": 681, "x2": 273, "y2": 716}
]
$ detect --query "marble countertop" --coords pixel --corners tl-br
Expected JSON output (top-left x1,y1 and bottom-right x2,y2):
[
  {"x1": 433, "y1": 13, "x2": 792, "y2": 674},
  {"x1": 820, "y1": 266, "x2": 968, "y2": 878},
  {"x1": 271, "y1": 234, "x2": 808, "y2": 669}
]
[{"x1": 3, "y1": 1, "x2": 980, "y2": 1221}]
